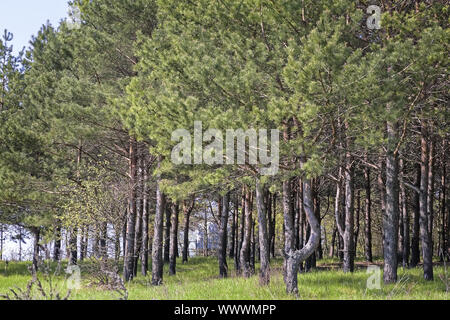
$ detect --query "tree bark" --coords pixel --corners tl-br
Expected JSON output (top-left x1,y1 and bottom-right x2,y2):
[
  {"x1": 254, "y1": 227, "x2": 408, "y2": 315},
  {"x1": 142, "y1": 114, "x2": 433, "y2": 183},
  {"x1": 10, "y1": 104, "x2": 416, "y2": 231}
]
[
  {"x1": 420, "y1": 127, "x2": 433, "y2": 280},
  {"x1": 410, "y1": 163, "x2": 421, "y2": 267},
  {"x1": 256, "y1": 179, "x2": 270, "y2": 285},
  {"x1": 32, "y1": 228, "x2": 40, "y2": 274},
  {"x1": 364, "y1": 158, "x2": 373, "y2": 262},
  {"x1": 240, "y1": 187, "x2": 253, "y2": 277},
  {"x1": 164, "y1": 203, "x2": 171, "y2": 263},
  {"x1": 427, "y1": 139, "x2": 434, "y2": 255},
  {"x1": 53, "y1": 222, "x2": 61, "y2": 262},
  {"x1": 151, "y1": 163, "x2": 166, "y2": 285},
  {"x1": 284, "y1": 176, "x2": 321, "y2": 294},
  {"x1": 399, "y1": 158, "x2": 410, "y2": 267},
  {"x1": 383, "y1": 118, "x2": 399, "y2": 284},
  {"x1": 218, "y1": 193, "x2": 230, "y2": 278},
  {"x1": 182, "y1": 199, "x2": 194, "y2": 264},
  {"x1": 141, "y1": 157, "x2": 149, "y2": 275},
  {"x1": 169, "y1": 202, "x2": 179, "y2": 275}
]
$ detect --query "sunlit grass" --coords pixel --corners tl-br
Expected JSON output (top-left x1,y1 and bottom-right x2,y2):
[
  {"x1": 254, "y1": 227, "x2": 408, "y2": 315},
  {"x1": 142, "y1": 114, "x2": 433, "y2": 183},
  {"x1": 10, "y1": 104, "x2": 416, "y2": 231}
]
[{"x1": 0, "y1": 257, "x2": 448, "y2": 300}]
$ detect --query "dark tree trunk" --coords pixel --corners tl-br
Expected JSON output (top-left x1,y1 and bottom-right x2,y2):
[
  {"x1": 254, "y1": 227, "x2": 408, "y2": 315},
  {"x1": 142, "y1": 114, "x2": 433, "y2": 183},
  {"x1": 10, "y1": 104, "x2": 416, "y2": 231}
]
[
  {"x1": 218, "y1": 193, "x2": 230, "y2": 278},
  {"x1": 420, "y1": 128, "x2": 433, "y2": 280},
  {"x1": 440, "y1": 141, "x2": 447, "y2": 261},
  {"x1": 354, "y1": 189, "x2": 361, "y2": 257},
  {"x1": 364, "y1": 158, "x2": 373, "y2": 262},
  {"x1": 123, "y1": 137, "x2": 137, "y2": 281},
  {"x1": 383, "y1": 118, "x2": 399, "y2": 284},
  {"x1": 53, "y1": 222, "x2": 61, "y2": 262},
  {"x1": 164, "y1": 203, "x2": 171, "y2": 263},
  {"x1": 99, "y1": 222, "x2": 108, "y2": 260},
  {"x1": 115, "y1": 226, "x2": 121, "y2": 262},
  {"x1": 151, "y1": 165, "x2": 166, "y2": 285},
  {"x1": 427, "y1": 139, "x2": 434, "y2": 255},
  {"x1": 271, "y1": 193, "x2": 277, "y2": 258},
  {"x1": 69, "y1": 228, "x2": 78, "y2": 266},
  {"x1": 229, "y1": 195, "x2": 236, "y2": 259},
  {"x1": 133, "y1": 154, "x2": 144, "y2": 276},
  {"x1": 250, "y1": 218, "x2": 256, "y2": 273},
  {"x1": 400, "y1": 159, "x2": 410, "y2": 267},
  {"x1": 378, "y1": 159, "x2": 387, "y2": 259},
  {"x1": 32, "y1": 228, "x2": 40, "y2": 274},
  {"x1": 141, "y1": 158, "x2": 149, "y2": 275},
  {"x1": 182, "y1": 200, "x2": 194, "y2": 264},
  {"x1": 169, "y1": 203, "x2": 179, "y2": 276},
  {"x1": 240, "y1": 188, "x2": 253, "y2": 277},
  {"x1": 256, "y1": 179, "x2": 270, "y2": 285},
  {"x1": 410, "y1": 163, "x2": 421, "y2": 267}
]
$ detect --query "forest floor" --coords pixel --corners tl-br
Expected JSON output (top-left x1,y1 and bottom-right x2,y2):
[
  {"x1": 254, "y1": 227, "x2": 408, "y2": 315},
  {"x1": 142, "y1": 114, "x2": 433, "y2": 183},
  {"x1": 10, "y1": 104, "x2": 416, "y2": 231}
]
[{"x1": 0, "y1": 257, "x2": 448, "y2": 300}]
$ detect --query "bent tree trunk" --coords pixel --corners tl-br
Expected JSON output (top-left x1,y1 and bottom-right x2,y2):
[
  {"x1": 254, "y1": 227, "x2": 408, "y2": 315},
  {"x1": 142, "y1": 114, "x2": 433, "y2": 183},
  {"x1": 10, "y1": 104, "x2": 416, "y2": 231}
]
[
  {"x1": 151, "y1": 162, "x2": 166, "y2": 285},
  {"x1": 284, "y1": 176, "x2": 321, "y2": 294},
  {"x1": 218, "y1": 193, "x2": 230, "y2": 278},
  {"x1": 256, "y1": 179, "x2": 270, "y2": 285}
]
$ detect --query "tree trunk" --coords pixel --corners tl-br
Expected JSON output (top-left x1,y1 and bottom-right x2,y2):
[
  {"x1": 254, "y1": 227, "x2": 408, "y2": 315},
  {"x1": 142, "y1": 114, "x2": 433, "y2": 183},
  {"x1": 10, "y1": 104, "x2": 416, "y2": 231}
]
[
  {"x1": 182, "y1": 200, "x2": 194, "y2": 264},
  {"x1": 32, "y1": 228, "x2": 40, "y2": 274},
  {"x1": 141, "y1": 158, "x2": 149, "y2": 275},
  {"x1": 354, "y1": 189, "x2": 360, "y2": 257},
  {"x1": 440, "y1": 141, "x2": 447, "y2": 261},
  {"x1": 169, "y1": 203, "x2": 179, "y2": 275},
  {"x1": 400, "y1": 158, "x2": 410, "y2": 267},
  {"x1": 410, "y1": 163, "x2": 421, "y2": 267},
  {"x1": 256, "y1": 179, "x2": 270, "y2": 285},
  {"x1": 383, "y1": 118, "x2": 399, "y2": 283},
  {"x1": 240, "y1": 187, "x2": 253, "y2": 277},
  {"x1": 229, "y1": 195, "x2": 236, "y2": 259},
  {"x1": 99, "y1": 222, "x2": 108, "y2": 260},
  {"x1": 364, "y1": 159, "x2": 373, "y2": 262},
  {"x1": 420, "y1": 128, "x2": 433, "y2": 280},
  {"x1": 218, "y1": 193, "x2": 230, "y2": 278},
  {"x1": 69, "y1": 228, "x2": 78, "y2": 266},
  {"x1": 123, "y1": 137, "x2": 137, "y2": 281},
  {"x1": 427, "y1": 139, "x2": 434, "y2": 256},
  {"x1": 284, "y1": 176, "x2": 321, "y2": 294},
  {"x1": 329, "y1": 226, "x2": 337, "y2": 258},
  {"x1": 53, "y1": 222, "x2": 61, "y2": 262},
  {"x1": 151, "y1": 162, "x2": 166, "y2": 285},
  {"x1": 164, "y1": 203, "x2": 171, "y2": 263}
]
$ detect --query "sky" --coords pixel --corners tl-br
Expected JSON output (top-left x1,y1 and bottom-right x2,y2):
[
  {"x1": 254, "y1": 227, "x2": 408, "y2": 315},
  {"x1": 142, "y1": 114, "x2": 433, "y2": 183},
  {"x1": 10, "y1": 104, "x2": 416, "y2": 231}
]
[{"x1": 0, "y1": 0, "x2": 71, "y2": 54}]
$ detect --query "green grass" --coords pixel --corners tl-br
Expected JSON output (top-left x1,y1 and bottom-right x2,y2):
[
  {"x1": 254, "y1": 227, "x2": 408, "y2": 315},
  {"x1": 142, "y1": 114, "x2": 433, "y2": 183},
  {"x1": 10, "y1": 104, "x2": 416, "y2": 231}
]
[{"x1": 0, "y1": 257, "x2": 448, "y2": 300}]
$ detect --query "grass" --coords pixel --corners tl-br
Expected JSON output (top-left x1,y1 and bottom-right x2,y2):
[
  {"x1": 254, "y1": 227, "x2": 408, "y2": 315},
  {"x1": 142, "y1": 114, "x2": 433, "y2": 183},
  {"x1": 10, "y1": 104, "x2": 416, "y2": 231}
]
[{"x1": 0, "y1": 257, "x2": 448, "y2": 300}]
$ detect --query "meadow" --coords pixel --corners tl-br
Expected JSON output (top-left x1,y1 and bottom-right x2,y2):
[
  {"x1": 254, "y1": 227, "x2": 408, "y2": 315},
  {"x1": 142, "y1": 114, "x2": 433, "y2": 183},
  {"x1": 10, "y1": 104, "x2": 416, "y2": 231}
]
[{"x1": 0, "y1": 257, "x2": 448, "y2": 300}]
